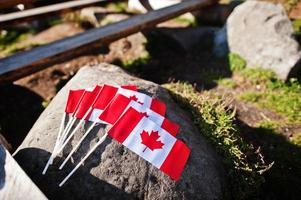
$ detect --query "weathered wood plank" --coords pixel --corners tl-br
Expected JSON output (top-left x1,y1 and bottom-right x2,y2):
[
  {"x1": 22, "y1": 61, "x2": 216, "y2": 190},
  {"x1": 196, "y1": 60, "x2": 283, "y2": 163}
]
[
  {"x1": 0, "y1": 0, "x2": 214, "y2": 84},
  {"x1": 0, "y1": 0, "x2": 110, "y2": 27},
  {"x1": 0, "y1": 145, "x2": 47, "y2": 200}
]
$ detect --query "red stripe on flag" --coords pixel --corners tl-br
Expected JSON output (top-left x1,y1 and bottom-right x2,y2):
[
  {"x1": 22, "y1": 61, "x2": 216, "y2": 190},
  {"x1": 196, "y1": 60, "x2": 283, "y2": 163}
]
[
  {"x1": 150, "y1": 98, "x2": 166, "y2": 116},
  {"x1": 108, "y1": 107, "x2": 144, "y2": 143},
  {"x1": 161, "y1": 119, "x2": 180, "y2": 137},
  {"x1": 160, "y1": 140, "x2": 190, "y2": 181},
  {"x1": 65, "y1": 89, "x2": 84, "y2": 113},
  {"x1": 92, "y1": 85, "x2": 118, "y2": 110},
  {"x1": 121, "y1": 85, "x2": 137, "y2": 91},
  {"x1": 99, "y1": 94, "x2": 131, "y2": 124},
  {"x1": 75, "y1": 85, "x2": 102, "y2": 119}
]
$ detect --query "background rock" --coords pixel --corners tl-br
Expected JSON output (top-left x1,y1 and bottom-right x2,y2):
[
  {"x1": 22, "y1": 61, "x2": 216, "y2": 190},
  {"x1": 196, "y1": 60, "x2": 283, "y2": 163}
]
[
  {"x1": 0, "y1": 145, "x2": 47, "y2": 200},
  {"x1": 215, "y1": 1, "x2": 301, "y2": 80},
  {"x1": 14, "y1": 63, "x2": 226, "y2": 200}
]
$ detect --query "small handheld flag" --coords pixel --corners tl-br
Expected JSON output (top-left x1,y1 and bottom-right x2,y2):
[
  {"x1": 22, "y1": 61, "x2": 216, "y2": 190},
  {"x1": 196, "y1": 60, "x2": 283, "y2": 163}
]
[{"x1": 42, "y1": 84, "x2": 190, "y2": 186}]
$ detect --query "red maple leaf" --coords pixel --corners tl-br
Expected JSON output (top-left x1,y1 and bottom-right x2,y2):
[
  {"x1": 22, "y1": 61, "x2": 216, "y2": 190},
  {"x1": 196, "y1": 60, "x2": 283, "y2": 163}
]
[
  {"x1": 140, "y1": 130, "x2": 164, "y2": 152},
  {"x1": 129, "y1": 95, "x2": 143, "y2": 104}
]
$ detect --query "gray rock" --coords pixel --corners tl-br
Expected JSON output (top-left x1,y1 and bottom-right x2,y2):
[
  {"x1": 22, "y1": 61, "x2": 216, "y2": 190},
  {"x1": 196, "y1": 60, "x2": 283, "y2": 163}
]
[
  {"x1": 0, "y1": 145, "x2": 47, "y2": 200},
  {"x1": 215, "y1": 1, "x2": 301, "y2": 80},
  {"x1": 14, "y1": 63, "x2": 226, "y2": 200}
]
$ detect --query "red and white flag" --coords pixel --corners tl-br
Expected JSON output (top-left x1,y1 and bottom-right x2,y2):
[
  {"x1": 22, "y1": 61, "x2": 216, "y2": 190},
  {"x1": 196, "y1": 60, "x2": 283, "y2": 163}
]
[
  {"x1": 108, "y1": 107, "x2": 190, "y2": 181},
  {"x1": 74, "y1": 85, "x2": 102, "y2": 119},
  {"x1": 99, "y1": 94, "x2": 179, "y2": 136},
  {"x1": 65, "y1": 89, "x2": 85, "y2": 114},
  {"x1": 87, "y1": 85, "x2": 137, "y2": 122},
  {"x1": 116, "y1": 87, "x2": 166, "y2": 116}
]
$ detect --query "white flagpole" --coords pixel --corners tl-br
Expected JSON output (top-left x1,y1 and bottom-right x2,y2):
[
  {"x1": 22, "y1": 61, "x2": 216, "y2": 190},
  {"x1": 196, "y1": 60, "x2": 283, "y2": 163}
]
[
  {"x1": 56, "y1": 89, "x2": 88, "y2": 150},
  {"x1": 42, "y1": 88, "x2": 89, "y2": 174},
  {"x1": 54, "y1": 107, "x2": 93, "y2": 157},
  {"x1": 59, "y1": 121, "x2": 98, "y2": 170},
  {"x1": 56, "y1": 117, "x2": 77, "y2": 148},
  {"x1": 55, "y1": 87, "x2": 104, "y2": 158},
  {"x1": 50, "y1": 115, "x2": 76, "y2": 164},
  {"x1": 59, "y1": 133, "x2": 108, "y2": 187},
  {"x1": 42, "y1": 112, "x2": 66, "y2": 174}
]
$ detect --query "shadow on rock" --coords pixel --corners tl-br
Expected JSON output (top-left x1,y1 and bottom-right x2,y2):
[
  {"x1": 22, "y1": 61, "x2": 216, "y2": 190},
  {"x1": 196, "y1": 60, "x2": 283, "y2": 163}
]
[
  {"x1": 0, "y1": 84, "x2": 44, "y2": 151},
  {"x1": 14, "y1": 147, "x2": 135, "y2": 200}
]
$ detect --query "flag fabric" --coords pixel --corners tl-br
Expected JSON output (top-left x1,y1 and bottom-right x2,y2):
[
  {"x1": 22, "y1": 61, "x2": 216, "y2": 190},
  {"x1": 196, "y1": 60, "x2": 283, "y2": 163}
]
[
  {"x1": 65, "y1": 89, "x2": 85, "y2": 113},
  {"x1": 116, "y1": 87, "x2": 166, "y2": 116},
  {"x1": 108, "y1": 107, "x2": 190, "y2": 181},
  {"x1": 99, "y1": 94, "x2": 179, "y2": 136},
  {"x1": 87, "y1": 85, "x2": 137, "y2": 122},
  {"x1": 49, "y1": 84, "x2": 191, "y2": 183},
  {"x1": 74, "y1": 85, "x2": 102, "y2": 119}
]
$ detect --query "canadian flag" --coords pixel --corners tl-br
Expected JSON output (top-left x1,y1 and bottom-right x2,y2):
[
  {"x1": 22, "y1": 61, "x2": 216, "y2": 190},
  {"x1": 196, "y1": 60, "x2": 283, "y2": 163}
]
[
  {"x1": 87, "y1": 84, "x2": 137, "y2": 122},
  {"x1": 99, "y1": 94, "x2": 179, "y2": 136},
  {"x1": 108, "y1": 107, "x2": 190, "y2": 181},
  {"x1": 116, "y1": 87, "x2": 166, "y2": 115},
  {"x1": 74, "y1": 85, "x2": 103, "y2": 119}
]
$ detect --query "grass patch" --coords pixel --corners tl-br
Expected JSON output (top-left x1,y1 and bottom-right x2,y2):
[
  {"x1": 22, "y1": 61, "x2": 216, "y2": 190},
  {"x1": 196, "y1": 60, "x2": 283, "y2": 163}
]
[
  {"x1": 239, "y1": 92, "x2": 261, "y2": 102},
  {"x1": 228, "y1": 53, "x2": 246, "y2": 72},
  {"x1": 255, "y1": 120, "x2": 283, "y2": 130},
  {"x1": 292, "y1": 19, "x2": 301, "y2": 35},
  {"x1": 238, "y1": 71, "x2": 301, "y2": 123},
  {"x1": 0, "y1": 29, "x2": 36, "y2": 56},
  {"x1": 216, "y1": 78, "x2": 237, "y2": 89},
  {"x1": 238, "y1": 68, "x2": 275, "y2": 84},
  {"x1": 163, "y1": 82, "x2": 271, "y2": 199}
]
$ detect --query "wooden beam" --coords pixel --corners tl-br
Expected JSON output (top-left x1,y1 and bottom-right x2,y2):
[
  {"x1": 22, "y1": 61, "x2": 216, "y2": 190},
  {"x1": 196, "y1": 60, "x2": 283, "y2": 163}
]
[
  {"x1": 0, "y1": 0, "x2": 214, "y2": 83},
  {"x1": 0, "y1": 0, "x2": 110, "y2": 27}
]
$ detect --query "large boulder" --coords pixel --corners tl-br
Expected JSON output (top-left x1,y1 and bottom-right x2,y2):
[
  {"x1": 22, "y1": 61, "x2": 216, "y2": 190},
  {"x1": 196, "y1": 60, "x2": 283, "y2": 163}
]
[
  {"x1": 215, "y1": 1, "x2": 301, "y2": 80},
  {"x1": 14, "y1": 64, "x2": 226, "y2": 199}
]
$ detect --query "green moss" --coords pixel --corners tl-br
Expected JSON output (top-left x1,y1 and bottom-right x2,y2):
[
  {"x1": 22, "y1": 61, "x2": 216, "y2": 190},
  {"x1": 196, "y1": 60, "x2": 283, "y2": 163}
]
[
  {"x1": 163, "y1": 82, "x2": 271, "y2": 199},
  {"x1": 228, "y1": 53, "x2": 246, "y2": 72},
  {"x1": 216, "y1": 78, "x2": 237, "y2": 89},
  {"x1": 255, "y1": 120, "x2": 283, "y2": 130},
  {"x1": 0, "y1": 30, "x2": 39, "y2": 57},
  {"x1": 238, "y1": 74, "x2": 301, "y2": 123},
  {"x1": 239, "y1": 68, "x2": 276, "y2": 84},
  {"x1": 292, "y1": 19, "x2": 301, "y2": 35},
  {"x1": 239, "y1": 92, "x2": 261, "y2": 102}
]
